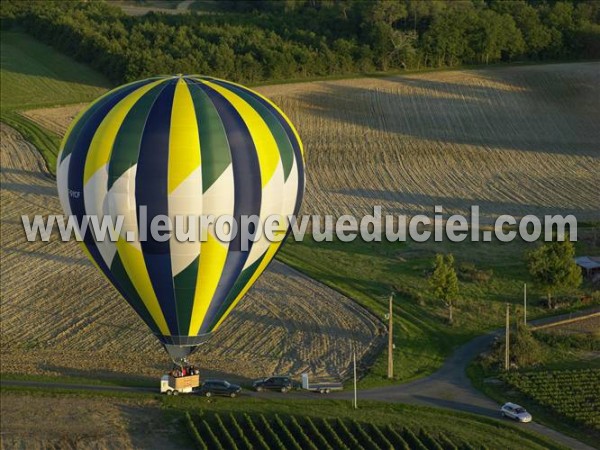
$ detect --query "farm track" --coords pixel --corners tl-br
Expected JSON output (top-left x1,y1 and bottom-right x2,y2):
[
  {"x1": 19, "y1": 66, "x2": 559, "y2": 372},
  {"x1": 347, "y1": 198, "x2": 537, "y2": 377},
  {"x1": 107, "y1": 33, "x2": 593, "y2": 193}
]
[{"x1": 0, "y1": 122, "x2": 383, "y2": 381}]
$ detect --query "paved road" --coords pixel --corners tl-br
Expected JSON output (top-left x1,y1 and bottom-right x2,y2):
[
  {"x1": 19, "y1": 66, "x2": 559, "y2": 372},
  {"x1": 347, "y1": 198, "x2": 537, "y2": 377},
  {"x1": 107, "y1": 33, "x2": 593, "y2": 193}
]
[
  {"x1": 2, "y1": 308, "x2": 598, "y2": 450},
  {"x1": 329, "y1": 307, "x2": 599, "y2": 450}
]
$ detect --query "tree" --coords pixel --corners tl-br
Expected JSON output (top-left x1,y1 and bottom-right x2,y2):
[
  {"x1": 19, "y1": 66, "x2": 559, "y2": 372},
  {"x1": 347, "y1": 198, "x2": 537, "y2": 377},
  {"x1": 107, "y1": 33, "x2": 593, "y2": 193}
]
[
  {"x1": 429, "y1": 254, "x2": 459, "y2": 324},
  {"x1": 527, "y1": 239, "x2": 582, "y2": 309},
  {"x1": 358, "y1": 0, "x2": 408, "y2": 70},
  {"x1": 483, "y1": 316, "x2": 545, "y2": 370},
  {"x1": 510, "y1": 317, "x2": 545, "y2": 367}
]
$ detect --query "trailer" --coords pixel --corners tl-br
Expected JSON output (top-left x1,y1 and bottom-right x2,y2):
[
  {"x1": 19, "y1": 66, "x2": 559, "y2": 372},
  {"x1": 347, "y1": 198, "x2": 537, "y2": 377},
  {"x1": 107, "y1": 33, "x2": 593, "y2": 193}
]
[
  {"x1": 301, "y1": 373, "x2": 343, "y2": 394},
  {"x1": 160, "y1": 374, "x2": 200, "y2": 395}
]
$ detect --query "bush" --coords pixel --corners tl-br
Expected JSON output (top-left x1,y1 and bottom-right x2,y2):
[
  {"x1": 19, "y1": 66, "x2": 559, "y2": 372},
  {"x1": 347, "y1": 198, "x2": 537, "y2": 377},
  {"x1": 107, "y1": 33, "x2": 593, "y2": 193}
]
[
  {"x1": 510, "y1": 320, "x2": 546, "y2": 368},
  {"x1": 458, "y1": 262, "x2": 493, "y2": 284},
  {"x1": 534, "y1": 331, "x2": 600, "y2": 352},
  {"x1": 480, "y1": 320, "x2": 545, "y2": 370}
]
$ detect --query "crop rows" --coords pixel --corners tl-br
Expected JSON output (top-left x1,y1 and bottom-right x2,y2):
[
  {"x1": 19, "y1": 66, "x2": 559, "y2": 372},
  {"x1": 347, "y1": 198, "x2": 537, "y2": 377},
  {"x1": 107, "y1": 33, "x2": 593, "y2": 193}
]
[
  {"x1": 502, "y1": 368, "x2": 600, "y2": 430},
  {"x1": 188, "y1": 411, "x2": 460, "y2": 450}
]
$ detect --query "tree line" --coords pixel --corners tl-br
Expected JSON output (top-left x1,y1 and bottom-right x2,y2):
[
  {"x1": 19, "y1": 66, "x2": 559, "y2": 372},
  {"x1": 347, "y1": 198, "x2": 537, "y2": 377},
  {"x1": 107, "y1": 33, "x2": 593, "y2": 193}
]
[{"x1": 2, "y1": 0, "x2": 599, "y2": 85}]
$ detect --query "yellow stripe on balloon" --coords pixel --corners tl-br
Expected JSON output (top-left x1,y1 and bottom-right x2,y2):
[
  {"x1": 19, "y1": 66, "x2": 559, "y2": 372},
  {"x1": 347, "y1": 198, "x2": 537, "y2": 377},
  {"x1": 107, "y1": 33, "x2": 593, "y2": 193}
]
[
  {"x1": 168, "y1": 78, "x2": 201, "y2": 193},
  {"x1": 211, "y1": 242, "x2": 282, "y2": 331},
  {"x1": 116, "y1": 237, "x2": 170, "y2": 335},
  {"x1": 57, "y1": 80, "x2": 134, "y2": 162},
  {"x1": 201, "y1": 79, "x2": 280, "y2": 187},
  {"x1": 83, "y1": 79, "x2": 166, "y2": 184},
  {"x1": 188, "y1": 233, "x2": 229, "y2": 335},
  {"x1": 200, "y1": 76, "x2": 304, "y2": 157}
]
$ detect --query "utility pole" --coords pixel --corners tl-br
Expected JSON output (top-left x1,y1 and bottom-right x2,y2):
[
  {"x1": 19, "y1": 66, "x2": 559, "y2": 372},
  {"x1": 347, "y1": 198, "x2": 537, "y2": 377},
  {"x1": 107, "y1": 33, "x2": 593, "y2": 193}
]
[
  {"x1": 523, "y1": 283, "x2": 527, "y2": 325},
  {"x1": 505, "y1": 303, "x2": 510, "y2": 371},
  {"x1": 387, "y1": 292, "x2": 394, "y2": 379},
  {"x1": 353, "y1": 348, "x2": 358, "y2": 409}
]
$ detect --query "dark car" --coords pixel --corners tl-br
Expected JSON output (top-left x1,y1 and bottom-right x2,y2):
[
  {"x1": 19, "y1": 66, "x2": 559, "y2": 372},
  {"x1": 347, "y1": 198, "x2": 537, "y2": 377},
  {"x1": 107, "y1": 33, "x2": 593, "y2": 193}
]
[
  {"x1": 199, "y1": 380, "x2": 242, "y2": 398},
  {"x1": 253, "y1": 376, "x2": 293, "y2": 393}
]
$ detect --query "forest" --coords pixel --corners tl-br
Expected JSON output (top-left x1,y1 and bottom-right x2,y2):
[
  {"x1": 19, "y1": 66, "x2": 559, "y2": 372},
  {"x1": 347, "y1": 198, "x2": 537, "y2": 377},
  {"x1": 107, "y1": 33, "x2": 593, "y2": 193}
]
[{"x1": 2, "y1": 0, "x2": 600, "y2": 84}]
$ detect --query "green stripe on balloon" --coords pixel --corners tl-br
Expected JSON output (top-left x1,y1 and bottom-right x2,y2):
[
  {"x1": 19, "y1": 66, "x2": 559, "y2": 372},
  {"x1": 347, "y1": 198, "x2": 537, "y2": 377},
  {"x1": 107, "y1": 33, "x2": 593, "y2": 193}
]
[
  {"x1": 173, "y1": 255, "x2": 199, "y2": 335},
  {"x1": 60, "y1": 79, "x2": 153, "y2": 164},
  {"x1": 107, "y1": 81, "x2": 169, "y2": 191},
  {"x1": 186, "y1": 80, "x2": 232, "y2": 193},
  {"x1": 207, "y1": 252, "x2": 266, "y2": 332},
  {"x1": 110, "y1": 252, "x2": 162, "y2": 335},
  {"x1": 210, "y1": 79, "x2": 295, "y2": 182}
]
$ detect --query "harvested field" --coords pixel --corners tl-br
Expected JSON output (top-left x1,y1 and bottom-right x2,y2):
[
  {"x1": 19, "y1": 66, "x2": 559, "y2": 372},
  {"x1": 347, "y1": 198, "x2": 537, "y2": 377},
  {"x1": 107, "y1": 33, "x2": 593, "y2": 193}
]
[
  {"x1": 0, "y1": 393, "x2": 176, "y2": 450},
  {"x1": 263, "y1": 62, "x2": 600, "y2": 222},
  {"x1": 29, "y1": 62, "x2": 600, "y2": 223},
  {"x1": 20, "y1": 103, "x2": 88, "y2": 137},
  {"x1": 0, "y1": 122, "x2": 382, "y2": 382},
  {"x1": 114, "y1": 0, "x2": 194, "y2": 16},
  {"x1": 537, "y1": 313, "x2": 600, "y2": 336}
]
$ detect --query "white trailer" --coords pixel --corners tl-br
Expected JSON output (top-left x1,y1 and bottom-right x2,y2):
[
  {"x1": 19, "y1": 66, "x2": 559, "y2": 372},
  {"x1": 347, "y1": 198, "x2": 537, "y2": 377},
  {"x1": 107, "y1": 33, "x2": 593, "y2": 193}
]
[
  {"x1": 160, "y1": 374, "x2": 200, "y2": 395},
  {"x1": 301, "y1": 373, "x2": 343, "y2": 394}
]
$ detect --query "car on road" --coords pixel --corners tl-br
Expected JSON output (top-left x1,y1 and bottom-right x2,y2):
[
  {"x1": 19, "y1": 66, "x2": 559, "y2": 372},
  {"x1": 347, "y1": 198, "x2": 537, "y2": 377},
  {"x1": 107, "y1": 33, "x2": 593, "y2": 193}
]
[
  {"x1": 501, "y1": 402, "x2": 532, "y2": 422},
  {"x1": 253, "y1": 376, "x2": 293, "y2": 393},
  {"x1": 199, "y1": 380, "x2": 242, "y2": 398}
]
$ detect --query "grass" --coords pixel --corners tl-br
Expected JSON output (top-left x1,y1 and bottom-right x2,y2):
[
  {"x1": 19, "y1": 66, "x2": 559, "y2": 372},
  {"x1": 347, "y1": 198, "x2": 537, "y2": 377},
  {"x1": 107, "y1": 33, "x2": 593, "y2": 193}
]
[
  {"x1": 0, "y1": 31, "x2": 109, "y2": 110},
  {"x1": 0, "y1": 383, "x2": 150, "y2": 401},
  {"x1": 0, "y1": 372, "x2": 155, "y2": 388},
  {"x1": 1, "y1": 30, "x2": 110, "y2": 174},
  {"x1": 277, "y1": 229, "x2": 600, "y2": 387},
  {"x1": 0, "y1": 110, "x2": 62, "y2": 175}
]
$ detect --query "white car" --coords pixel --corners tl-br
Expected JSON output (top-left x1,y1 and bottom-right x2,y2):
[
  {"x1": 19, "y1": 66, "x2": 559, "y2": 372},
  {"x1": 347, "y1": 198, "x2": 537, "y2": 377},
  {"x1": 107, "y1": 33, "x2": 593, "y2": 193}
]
[{"x1": 501, "y1": 402, "x2": 532, "y2": 423}]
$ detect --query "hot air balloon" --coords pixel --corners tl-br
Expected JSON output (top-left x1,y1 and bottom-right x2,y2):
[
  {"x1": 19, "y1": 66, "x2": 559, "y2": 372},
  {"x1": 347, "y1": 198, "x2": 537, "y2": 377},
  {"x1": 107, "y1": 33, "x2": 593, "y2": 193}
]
[{"x1": 56, "y1": 75, "x2": 305, "y2": 363}]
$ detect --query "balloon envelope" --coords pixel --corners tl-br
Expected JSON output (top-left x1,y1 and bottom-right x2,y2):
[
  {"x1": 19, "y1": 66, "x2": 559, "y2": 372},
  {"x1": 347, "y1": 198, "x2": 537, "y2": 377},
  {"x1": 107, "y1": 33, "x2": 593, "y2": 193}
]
[{"x1": 56, "y1": 75, "x2": 305, "y2": 359}]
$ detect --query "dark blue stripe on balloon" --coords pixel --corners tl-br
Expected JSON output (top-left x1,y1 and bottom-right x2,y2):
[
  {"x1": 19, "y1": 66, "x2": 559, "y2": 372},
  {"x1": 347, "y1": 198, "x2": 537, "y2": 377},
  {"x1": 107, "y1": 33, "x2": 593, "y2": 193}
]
[
  {"x1": 60, "y1": 79, "x2": 156, "y2": 164},
  {"x1": 64, "y1": 79, "x2": 159, "y2": 339},
  {"x1": 199, "y1": 77, "x2": 305, "y2": 216},
  {"x1": 67, "y1": 79, "x2": 154, "y2": 278},
  {"x1": 197, "y1": 77, "x2": 305, "y2": 285},
  {"x1": 135, "y1": 78, "x2": 179, "y2": 336},
  {"x1": 191, "y1": 80, "x2": 262, "y2": 334}
]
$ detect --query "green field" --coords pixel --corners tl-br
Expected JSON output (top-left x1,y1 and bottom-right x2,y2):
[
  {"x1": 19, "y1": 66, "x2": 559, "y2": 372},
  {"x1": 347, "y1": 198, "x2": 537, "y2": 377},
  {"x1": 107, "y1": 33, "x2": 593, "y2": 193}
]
[
  {"x1": 0, "y1": 30, "x2": 110, "y2": 174},
  {"x1": 0, "y1": 31, "x2": 109, "y2": 110},
  {"x1": 278, "y1": 231, "x2": 600, "y2": 387},
  {"x1": 503, "y1": 369, "x2": 599, "y2": 431},
  {"x1": 186, "y1": 409, "x2": 561, "y2": 450},
  {"x1": 166, "y1": 396, "x2": 564, "y2": 450}
]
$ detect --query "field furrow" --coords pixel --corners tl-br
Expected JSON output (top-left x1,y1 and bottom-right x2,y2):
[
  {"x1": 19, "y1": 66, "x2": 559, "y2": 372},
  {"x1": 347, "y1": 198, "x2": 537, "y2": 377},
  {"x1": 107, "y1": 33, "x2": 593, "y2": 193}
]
[{"x1": 0, "y1": 122, "x2": 382, "y2": 381}]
